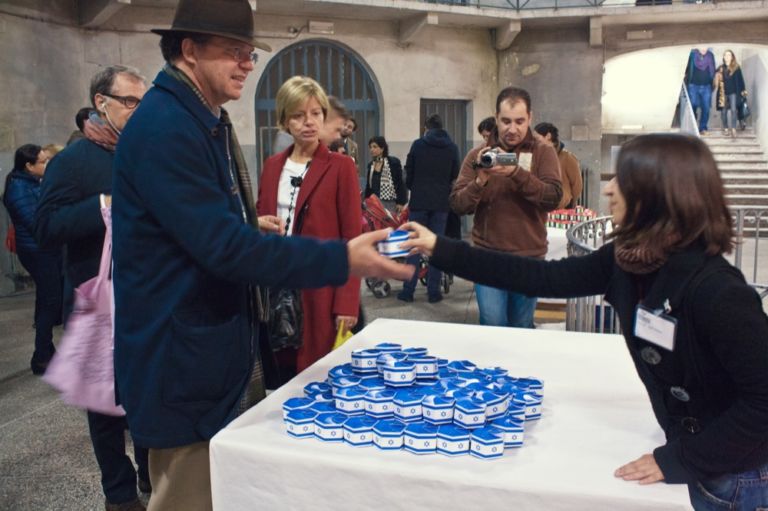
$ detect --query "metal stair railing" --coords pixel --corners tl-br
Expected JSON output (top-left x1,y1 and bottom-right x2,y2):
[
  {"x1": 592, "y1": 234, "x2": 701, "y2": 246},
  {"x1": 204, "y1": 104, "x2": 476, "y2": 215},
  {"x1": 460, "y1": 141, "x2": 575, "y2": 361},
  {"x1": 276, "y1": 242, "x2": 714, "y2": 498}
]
[{"x1": 565, "y1": 210, "x2": 768, "y2": 333}]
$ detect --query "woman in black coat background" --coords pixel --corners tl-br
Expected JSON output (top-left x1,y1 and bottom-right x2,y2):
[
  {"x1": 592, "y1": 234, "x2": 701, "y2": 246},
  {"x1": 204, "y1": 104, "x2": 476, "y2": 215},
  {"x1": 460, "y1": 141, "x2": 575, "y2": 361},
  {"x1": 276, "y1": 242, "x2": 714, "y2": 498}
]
[
  {"x1": 403, "y1": 133, "x2": 768, "y2": 510},
  {"x1": 714, "y1": 49, "x2": 747, "y2": 136},
  {"x1": 3, "y1": 144, "x2": 62, "y2": 374},
  {"x1": 364, "y1": 136, "x2": 408, "y2": 214}
]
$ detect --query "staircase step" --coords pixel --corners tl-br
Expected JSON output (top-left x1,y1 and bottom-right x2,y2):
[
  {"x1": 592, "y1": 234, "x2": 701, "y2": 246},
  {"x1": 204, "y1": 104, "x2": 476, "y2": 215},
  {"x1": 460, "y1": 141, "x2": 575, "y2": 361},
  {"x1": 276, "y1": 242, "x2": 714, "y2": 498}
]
[
  {"x1": 715, "y1": 153, "x2": 767, "y2": 162},
  {"x1": 719, "y1": 162, "x2": 768, "y2": 171},
  {"x1": 726, "y1": 196, "x2": 768, "y2": 206},
  {"x1": 721, "y1": 175, "x2": 768, "y2": 185},
  {"x1": 710, "y1": 145, "x2": 764, "y2": 154}
]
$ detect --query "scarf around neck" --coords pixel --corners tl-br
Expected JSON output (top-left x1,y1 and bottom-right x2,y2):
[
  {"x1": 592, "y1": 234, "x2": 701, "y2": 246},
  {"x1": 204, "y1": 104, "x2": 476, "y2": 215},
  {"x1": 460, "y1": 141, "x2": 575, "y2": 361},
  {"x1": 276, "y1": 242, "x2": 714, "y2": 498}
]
[
  {"x1": 82, "y1": 113, "x2": 118, "y2": 152},
  {"x1": 614, "y1": 242, "x2": 668, "y2": 275}
]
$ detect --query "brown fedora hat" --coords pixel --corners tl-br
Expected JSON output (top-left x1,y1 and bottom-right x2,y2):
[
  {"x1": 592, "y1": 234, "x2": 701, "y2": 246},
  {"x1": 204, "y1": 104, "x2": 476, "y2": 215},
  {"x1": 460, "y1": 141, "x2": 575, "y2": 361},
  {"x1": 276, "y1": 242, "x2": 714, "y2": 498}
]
[{"x1": 152, "y1": 0, "x2": 271, "y2": 52}]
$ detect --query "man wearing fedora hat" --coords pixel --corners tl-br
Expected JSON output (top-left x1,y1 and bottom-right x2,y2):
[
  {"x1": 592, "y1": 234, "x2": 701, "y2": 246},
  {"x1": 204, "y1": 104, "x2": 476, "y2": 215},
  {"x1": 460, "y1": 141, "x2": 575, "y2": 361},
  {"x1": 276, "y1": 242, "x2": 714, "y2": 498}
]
[{"x1": 111, "y1": 1, "x2": 411, "y2": 509}]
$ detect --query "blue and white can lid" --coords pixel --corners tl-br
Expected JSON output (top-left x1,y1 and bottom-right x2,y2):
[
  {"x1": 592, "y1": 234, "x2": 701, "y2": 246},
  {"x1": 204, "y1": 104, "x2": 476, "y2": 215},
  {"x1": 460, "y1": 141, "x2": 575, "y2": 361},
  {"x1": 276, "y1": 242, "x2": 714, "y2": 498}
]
[
  {"x1": 404, "y1": 422, "x2": 438, "y2": 437},
  {"x1": 374, "y1": 342, "x2": 402, "y2": 353},
  {"x1": 286, "y1": 409, "x2": 318, "y2": 422},
  {"x1": 315, "y1": 412, "x2": 348, "y2": 427},
  {"x1": 344, "y1": 415, "x2": 377, "y2": 431},
  {"x1": 373, "y1": 419, "x2": 407, "y2": 435}
]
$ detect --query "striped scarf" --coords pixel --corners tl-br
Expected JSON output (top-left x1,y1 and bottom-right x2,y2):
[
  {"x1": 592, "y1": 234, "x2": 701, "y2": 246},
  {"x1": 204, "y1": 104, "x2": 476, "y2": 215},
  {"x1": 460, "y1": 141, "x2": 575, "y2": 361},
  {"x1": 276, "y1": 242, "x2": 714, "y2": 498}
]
[{"x1": 163, "y1": 64, "x2": 267, "y2": 413}]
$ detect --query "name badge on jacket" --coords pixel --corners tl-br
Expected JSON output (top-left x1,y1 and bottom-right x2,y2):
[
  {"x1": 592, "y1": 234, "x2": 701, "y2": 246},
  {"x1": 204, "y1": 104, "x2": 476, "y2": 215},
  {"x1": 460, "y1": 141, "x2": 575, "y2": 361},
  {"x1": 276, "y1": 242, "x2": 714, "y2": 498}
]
[{"x1": 634, "y1": 305, "x2": 677, "y2": 351}]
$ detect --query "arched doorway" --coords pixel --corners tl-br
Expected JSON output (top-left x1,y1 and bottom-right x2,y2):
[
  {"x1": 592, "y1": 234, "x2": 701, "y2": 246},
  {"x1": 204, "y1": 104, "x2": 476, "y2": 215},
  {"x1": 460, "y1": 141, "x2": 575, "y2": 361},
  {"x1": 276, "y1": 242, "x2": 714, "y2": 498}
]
[{"x1": 254, "y1": 39, "x2": 382, "y2": 181}]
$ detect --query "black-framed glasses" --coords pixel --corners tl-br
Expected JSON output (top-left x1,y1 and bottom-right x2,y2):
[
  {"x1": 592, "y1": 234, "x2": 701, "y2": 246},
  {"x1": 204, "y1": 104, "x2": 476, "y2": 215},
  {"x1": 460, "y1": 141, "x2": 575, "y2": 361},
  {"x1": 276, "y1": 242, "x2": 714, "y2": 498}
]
[
  {"x1": 209, "y1": 43, "x2": 259, "y2": 64},
  {"x1": 103, "y1": 93, "x2": 142, "y2": 109}
]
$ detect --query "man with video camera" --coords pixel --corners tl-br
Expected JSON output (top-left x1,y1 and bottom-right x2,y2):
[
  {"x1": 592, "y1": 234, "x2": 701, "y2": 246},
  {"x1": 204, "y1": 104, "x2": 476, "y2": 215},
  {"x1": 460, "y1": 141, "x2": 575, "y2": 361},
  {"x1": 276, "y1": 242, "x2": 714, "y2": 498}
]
[{"x1": 450, "y1": 86, "x2": 562, "y2": 329}]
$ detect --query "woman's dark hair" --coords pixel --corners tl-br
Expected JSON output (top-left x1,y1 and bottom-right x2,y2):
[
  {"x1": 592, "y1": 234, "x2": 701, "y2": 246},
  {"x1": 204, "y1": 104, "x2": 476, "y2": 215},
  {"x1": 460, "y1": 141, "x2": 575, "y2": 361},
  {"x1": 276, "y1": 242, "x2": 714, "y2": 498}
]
[
  {"x1": 609, "y1": 134, "x2": 734, "y2": 256},
  {"x1": 477, "y1": 117, "x2": 495, "y2": 135},
  {"x1": 160, "y1": 32, "x2": 212, "y2": 63},
  {"x1": 368, "y1": 136, "x2": 389, "y2": 157},
  {"x1": 534, "y1": 122, "x2": 559, "y2": 145},
  {"x1": 4, "y1": 144, "x2": 41, "y2": 198},
  {"x1": 14, "y1": 144, "x2": 42, "y2": 173},
  {"x1": 496, "y1": 87, "x2": 531, "y2": 114}
]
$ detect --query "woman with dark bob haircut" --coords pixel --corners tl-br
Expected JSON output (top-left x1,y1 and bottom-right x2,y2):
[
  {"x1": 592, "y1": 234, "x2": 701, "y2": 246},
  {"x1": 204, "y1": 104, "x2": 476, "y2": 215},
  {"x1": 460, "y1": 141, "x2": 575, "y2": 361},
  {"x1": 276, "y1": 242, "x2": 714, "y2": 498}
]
[
  {"x1": 365, "y1": 135, "x2": 408, "y2": 213},
  {"x1": 402, "y1": 133, "x2": 768, "y2": 509}
]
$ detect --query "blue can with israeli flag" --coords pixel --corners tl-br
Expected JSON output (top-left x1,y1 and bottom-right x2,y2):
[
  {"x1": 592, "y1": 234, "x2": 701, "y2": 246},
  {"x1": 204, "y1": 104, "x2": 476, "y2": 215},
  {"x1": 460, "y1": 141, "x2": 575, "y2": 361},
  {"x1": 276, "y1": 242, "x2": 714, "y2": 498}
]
[
  {"x1": 303, "y1": 381, "x2": 332, "y2": 399},
  {"x1": 335, "y1": 386, "x2": 366, "y2": 415},
  {"x1": 443, "y1": 387, "x2": 473, "y2": 401},
  {"x1": 403, "y1": 423, "x2": 438, "y2": 455},
  {"x1": 401, "y1": 347, "x2": 428, "y2": 358},
  {"x1": 312, "y1": 391, "x2": 334, "y2": 403},
  {"x1": 505, "y1": 400, "x2": 526, "y2": 422},
  {"x1": 376, "y1": 352, "x2": 408, "y2": 375},
  {"x1": 437, "y1": 358, "x2": 449, "y2": 369},
  {"x1": 327, "y1": 363, "x2": 355, "y2": 382},
  {"x1": 314, "y1": 412, "x2": 347, "y2": 442},
  {"x1": 358, "y1": 376, "x2": 387, "y2": 393},
  {"x1": 343, "y1": 415, "x2": 377, "y2": 447},
  {"x1": 285, "y1": 409, "x2": 318, "y2": 439},
  {"x1": 393, "y1": 390, "x2": 423, "y2": 423},
  {"x1": 490, "y1": 416, "x2": 525, "y2": 448},
  {"x1": 382, "y1": 360, "x2": 416, "y2": 388},
  {"x1": 518, "y1": 377, "x2": 544, "y2": 394},
  {"x1": 411, "y1": 355, "x2": 439, "y2": 380},
  {"x1": 282, "y1": 397, "x2": 314, "y2": 420},
  {"x1": 377, "y1": 229, "x2": 410, "y2": 258},
  {"x1": 373, "y1": 419, "x2": 406, "y2": 450},
  {"x1": 470, "y1": 427, "x2": 505, "y2": 460},
  {"x1": 422, "y1": 395, "x2": 455, "y2": 426},
  {"x1": 364, "y1": 389, "x2": 396, "y2": 419},
  {"x1": 479, "y1": 367, "x2": 509, "y2": 379},
  {"x1": 475, "y1": 390, "x2": 509, "y2": 421},
  {"x1": 331, "y1": 375, "x2": 362, "y2": 397},
  {"x1": 523, "y1": 392, "x2": 543, "y2": 421},
  {"x1": 454, "y1": 397, "x2": 487, "y2": 429},
  {"x1": 351, "y1": 348, "x2": 381, "y2": 375},
  {"x1": 436, "y1": 424, "x2": 471, "y2": 457},
  {"x1": 374, "y1": 342, "x2": 402, "y2": 353},
  {"x1": 310, "y1": 401, "x2": 337, "y2": 415}
]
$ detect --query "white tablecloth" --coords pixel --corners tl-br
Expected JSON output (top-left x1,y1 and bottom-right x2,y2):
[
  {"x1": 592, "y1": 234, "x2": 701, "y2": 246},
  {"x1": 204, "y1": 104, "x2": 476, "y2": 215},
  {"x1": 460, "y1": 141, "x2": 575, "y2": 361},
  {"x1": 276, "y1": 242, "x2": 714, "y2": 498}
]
[{"x1": 210, "y1": 319, "x2": 691, "y2": 510}]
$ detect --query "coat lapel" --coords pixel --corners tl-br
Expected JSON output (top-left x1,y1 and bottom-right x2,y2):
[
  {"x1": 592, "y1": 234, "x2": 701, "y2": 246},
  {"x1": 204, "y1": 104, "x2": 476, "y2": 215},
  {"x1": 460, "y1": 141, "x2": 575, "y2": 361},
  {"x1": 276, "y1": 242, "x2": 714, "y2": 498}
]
[{"x1": 294, "y1": 143, "x2": 331, "y2": 221}]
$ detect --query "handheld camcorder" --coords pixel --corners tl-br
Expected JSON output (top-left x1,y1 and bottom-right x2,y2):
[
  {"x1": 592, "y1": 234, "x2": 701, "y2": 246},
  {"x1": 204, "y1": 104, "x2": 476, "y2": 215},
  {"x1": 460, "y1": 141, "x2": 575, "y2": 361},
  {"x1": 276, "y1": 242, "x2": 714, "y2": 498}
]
[{"x1": 479, "y1": 151, "x2": 518, "y2": 168}]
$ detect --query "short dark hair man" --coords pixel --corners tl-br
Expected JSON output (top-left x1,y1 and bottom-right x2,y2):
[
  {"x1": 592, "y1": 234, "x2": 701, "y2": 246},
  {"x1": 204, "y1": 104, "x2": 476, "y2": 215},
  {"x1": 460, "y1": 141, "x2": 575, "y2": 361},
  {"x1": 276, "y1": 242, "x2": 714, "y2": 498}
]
[
  {"x1": 340, "y1": 116, "x2": 359, "y2": 163},
  {"x1": 35, "y1": 65, "x2": 149, "y2": 511},
  {"x1": 477, "y1": 116, "x2": 495, "y2": 143},
  {"x1": 111, "y1": 1, "x2": 409, "y2": 509},
  {"x1": 451, "y1": 87, "x2": 562, "y2": 328},
  {"x1": 399, "y1": 113, "x2": 460, "y2": 303}
]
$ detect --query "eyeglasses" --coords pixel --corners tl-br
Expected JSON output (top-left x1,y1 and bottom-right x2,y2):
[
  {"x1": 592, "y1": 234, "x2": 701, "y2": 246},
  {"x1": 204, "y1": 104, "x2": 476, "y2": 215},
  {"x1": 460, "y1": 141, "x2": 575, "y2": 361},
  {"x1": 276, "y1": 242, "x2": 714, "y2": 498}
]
[
  {"x1": 210, "y1": 43, "x2": 259, "y2": 64},
  {"x1": 103, "y1": 93, "x2": 142, "y2": 109}
]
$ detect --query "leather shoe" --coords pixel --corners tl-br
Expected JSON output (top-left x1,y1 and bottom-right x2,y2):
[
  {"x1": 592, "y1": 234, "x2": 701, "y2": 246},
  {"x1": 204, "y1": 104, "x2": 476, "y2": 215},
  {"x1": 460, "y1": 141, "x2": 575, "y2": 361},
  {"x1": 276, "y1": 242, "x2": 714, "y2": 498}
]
[{"x1": 105, "y1": 498, "x2": 145, "y2": 511}]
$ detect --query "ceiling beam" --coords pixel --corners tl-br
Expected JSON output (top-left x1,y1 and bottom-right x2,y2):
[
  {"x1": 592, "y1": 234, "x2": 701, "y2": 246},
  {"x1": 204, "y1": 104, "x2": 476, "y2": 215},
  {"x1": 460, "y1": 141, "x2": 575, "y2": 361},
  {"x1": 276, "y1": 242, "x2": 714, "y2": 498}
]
[
  {"x1": 399, "y1": 13, "x2": 438, "y2": 45},
  {"x1": 494, "y1": 19, "x2": 521, "y2": 51},
  {"x1": 78, "y1": 0, "x2": 131, "y2": 28}
]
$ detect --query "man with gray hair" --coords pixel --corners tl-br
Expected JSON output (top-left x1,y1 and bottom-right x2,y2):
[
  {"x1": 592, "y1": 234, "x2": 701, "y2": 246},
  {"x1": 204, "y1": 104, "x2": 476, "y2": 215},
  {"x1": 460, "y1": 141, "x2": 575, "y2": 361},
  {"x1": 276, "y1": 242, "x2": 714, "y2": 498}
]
[
  {"x1": 35, "y1": 65, "x2": 149, "y2": 511},
  {"x1": 111, "y1": 1, "x2": 411, "y2": 509}
]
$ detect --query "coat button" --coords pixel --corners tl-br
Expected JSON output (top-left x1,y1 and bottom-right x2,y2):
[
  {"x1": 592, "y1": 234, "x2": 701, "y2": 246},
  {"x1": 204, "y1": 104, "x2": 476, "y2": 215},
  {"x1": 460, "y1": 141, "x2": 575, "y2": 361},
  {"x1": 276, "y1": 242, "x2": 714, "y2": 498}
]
[
  {"x1": 670, "y1": 386, "x2": 690, "y2": 402},
  {"x1": 681, "y1": 416, "x2": 701, "y2": 434},
  {"x1": 641, "y1": 346, "x2": 662, "y2": 365}
]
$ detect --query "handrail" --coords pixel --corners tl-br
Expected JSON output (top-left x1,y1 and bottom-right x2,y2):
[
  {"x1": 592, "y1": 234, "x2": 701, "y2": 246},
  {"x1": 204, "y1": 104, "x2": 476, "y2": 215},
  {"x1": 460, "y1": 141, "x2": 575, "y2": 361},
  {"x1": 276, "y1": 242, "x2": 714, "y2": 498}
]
[
  {"x1": 678, "y1": 82, "x2": 700, "y2": 137},
  {"x1": 417, "y1": 0, "x2": 718, "y2": 11}
]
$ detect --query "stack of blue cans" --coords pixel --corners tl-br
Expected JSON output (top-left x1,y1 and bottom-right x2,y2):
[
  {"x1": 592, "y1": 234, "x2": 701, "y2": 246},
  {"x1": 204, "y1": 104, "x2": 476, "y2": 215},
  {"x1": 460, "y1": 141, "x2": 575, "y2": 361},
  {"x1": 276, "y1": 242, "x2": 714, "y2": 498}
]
[{"x1": 282, "y1": 342, "x2": 545, "y2": 461}]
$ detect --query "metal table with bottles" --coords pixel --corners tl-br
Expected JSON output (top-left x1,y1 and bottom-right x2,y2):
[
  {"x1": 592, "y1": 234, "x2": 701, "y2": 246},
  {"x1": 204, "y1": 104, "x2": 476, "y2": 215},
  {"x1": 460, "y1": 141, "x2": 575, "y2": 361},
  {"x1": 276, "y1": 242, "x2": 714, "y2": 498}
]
[{"x1": 210, "y1": 318, "x2": 691, "y2": 510}]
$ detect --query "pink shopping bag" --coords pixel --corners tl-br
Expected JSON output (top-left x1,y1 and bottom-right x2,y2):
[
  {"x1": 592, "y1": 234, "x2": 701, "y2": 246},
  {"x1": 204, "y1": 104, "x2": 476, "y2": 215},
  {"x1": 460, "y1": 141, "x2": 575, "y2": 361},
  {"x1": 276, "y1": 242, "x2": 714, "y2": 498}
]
[{"x1": 43, "y1": 207, "x2": 125, "y2": 416}]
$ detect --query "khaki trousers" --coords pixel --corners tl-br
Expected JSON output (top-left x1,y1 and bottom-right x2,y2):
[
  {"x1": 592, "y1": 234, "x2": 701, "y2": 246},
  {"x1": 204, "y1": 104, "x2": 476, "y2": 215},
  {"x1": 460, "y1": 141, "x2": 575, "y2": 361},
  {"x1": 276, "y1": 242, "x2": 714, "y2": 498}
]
[{"x1": 147, "y1": 441, "x2": 212, "y2": 511}]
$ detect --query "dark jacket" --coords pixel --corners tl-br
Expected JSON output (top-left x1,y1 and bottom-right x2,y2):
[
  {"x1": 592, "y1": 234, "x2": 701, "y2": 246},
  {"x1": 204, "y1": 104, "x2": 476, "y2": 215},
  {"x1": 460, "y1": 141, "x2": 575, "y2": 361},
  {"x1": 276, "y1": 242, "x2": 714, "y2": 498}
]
[
  {"x1": 35, "y1": 139, "x2": 112, "y2": 289},
  {"x1": 432, "y1": 236, "x2": 768, "y2": 484},
  {"x1": 365, "y1": 156, "x2": 408, "y2": 206},
  {"x1": 404, "y1": 129, "x2": 460, "y2": 212},
  {"x1": 112, "y1": 70, "x2": 350, "y2": 449},
  {"x1": 4, "y1": 169, "x2": 46, "y2": 254}
]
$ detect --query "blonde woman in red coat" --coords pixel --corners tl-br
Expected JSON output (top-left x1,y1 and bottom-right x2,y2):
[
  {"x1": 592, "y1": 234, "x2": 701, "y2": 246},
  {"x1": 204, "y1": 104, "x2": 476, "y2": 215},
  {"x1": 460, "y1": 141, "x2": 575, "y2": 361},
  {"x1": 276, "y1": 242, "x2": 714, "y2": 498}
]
[{"x1": 257, "y1": 76, "x2": 362, "y2": 374}]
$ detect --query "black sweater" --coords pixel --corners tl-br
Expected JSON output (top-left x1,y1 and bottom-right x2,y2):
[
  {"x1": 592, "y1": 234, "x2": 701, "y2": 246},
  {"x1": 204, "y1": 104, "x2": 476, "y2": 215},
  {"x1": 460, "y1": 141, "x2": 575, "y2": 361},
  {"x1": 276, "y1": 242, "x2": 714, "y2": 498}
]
[{"x1": 432, "y1": 236, "x2": 768, "y2": 484}]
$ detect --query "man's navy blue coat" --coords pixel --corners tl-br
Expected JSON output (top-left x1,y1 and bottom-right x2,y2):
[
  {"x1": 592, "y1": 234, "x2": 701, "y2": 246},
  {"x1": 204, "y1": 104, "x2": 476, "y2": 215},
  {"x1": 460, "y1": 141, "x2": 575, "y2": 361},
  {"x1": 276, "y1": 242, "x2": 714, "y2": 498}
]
[{"x1": 112, "y1": 70, "x2": 349, "y2": 448}]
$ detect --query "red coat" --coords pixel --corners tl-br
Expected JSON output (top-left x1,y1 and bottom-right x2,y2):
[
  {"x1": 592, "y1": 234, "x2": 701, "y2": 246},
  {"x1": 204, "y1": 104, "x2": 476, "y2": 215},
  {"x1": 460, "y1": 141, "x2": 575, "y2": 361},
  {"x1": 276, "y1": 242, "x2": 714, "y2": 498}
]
[{"x1": 257, "y1": 143, "x2": 362, "y2": 371}]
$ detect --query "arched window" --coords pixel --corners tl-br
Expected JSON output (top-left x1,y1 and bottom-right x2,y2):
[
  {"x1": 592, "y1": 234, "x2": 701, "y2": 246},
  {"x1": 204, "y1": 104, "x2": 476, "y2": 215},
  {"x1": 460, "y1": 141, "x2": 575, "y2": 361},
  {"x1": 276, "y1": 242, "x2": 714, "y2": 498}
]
[{"x1": 254, "y1": 39, "x2": 381, "y2": 180}]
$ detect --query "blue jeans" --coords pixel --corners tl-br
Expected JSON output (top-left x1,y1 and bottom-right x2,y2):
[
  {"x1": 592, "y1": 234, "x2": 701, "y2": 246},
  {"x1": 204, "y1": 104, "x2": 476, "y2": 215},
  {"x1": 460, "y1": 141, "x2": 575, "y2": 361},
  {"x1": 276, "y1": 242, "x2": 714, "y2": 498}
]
[
  {"x1": 403, "y1": 210, "x2": 448, "y2": 298},
  {"x1": 475, "y1": 283, "x2": 537, "y2": 328},
  {"x1": 87, "y1": 411, "x2": 149, "y2": 504},
  {"x1": 721, "y1": 93, "x2": 739, "y2": 130},
  {"x1": 688, "y1": 463, "x2": 768, "y2": 510},
  {"x1": 688, "y1": 83, "x2": 713, "y2": 132}
]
